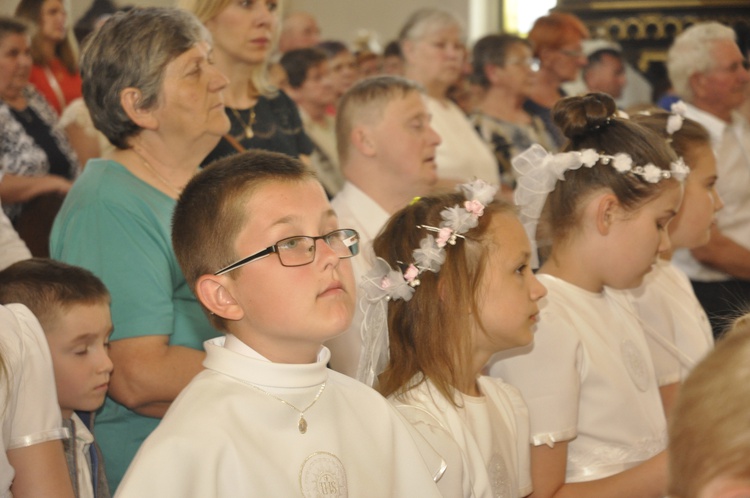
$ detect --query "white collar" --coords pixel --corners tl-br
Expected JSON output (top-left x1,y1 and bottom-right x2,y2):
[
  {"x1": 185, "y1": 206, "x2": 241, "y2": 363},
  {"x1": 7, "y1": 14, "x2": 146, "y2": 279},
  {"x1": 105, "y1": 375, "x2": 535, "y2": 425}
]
[
  {"x1": 683, "y1": 102, "x2": 729, "y2": 145},
  {"x1": 334, "y1": 181, "x2": 390, "y2": 238},
  {"x1": 204, "y1": 335, "x2": 330, "y2": 387}
]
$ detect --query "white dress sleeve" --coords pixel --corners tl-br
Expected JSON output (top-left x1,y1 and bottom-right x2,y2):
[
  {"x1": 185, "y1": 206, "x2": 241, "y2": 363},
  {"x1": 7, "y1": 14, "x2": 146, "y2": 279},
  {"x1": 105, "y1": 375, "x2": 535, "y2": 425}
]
[
  {"x1": 0, "y1": 304, "x2": 66, "y2": 495},
  {"x1": 480, "y1": 376, "x2": 534, "y2": 497},
  {"x1": 392, "y1": 403, "x2": 469, "y2": 498},
  {"x1": 1, "y1": 304, "x2": 66, "y2": 449},
  {"x1": 489, "y1": 310, "x2": 581, "y2": 447}
]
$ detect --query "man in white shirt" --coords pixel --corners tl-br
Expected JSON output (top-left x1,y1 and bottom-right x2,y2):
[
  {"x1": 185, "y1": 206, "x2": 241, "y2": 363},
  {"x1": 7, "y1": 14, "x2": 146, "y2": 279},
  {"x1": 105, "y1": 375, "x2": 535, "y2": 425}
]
[
  {"x1": 583, "y1": 48, "x2": 627, "y2": 100},
  {"x1": 667, "y1": 22, "x2": 750, "y2": 337},
  {"x1": 561, "y1": 39, "x2": 652, "y2": 109},
  {"x1": 327, "y1": 76, "x2": 441, "y2": 376}
]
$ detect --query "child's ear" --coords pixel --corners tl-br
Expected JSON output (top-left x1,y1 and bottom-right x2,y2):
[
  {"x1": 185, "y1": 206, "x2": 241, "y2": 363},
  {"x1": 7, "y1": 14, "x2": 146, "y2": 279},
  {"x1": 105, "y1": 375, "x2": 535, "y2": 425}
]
[
  {"x1": 595, "y1": 192, "x2": 620, "y2": 235},
  {"x1": 195, "y1": 275, "x2": 244, "y2": 321},
  {"x1": 120, "y1": 87, "x2": 158, "y2": 131}
]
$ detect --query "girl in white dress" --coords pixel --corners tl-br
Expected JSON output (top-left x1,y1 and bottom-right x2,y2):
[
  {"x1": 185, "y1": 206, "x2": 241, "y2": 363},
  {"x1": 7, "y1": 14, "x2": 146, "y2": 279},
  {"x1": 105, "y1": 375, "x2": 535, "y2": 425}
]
[
  {"x1": 627, "y1": 108, "x2": 722, "y2": 415},
  {"x1": 359, "y1": 180, "x2": 547, "y2": 497},
  {"x1": 489, "y1": 93, "x2": 689, "y2": 497}
]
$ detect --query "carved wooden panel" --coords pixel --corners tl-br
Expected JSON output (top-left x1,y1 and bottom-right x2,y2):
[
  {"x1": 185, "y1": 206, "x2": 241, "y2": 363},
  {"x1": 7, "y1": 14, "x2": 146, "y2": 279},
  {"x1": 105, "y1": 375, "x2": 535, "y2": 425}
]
[{"x1": 554, "y1": 0, "x2": 750, "y2": 101}]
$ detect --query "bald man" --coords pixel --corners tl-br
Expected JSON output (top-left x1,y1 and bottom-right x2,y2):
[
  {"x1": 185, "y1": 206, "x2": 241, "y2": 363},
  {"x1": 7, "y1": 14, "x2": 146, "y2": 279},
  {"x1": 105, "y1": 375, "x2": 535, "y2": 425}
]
[{"x1": 278, "y1": 11, "x2": 321, "y2": 53}]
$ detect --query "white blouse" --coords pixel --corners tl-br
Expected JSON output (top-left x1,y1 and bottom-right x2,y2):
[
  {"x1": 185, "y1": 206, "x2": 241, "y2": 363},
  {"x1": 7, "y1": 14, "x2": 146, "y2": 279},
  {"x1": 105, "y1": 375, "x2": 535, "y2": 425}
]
[
  {"x1": 626, "y1": 258, "x2": 713, "y2": 384},
  {"x1": 488, "y1": 275, "x2": 667, "y2": 483},
  {"x1": 426, "y1": 96, "x2": 500, "y2": 185}
]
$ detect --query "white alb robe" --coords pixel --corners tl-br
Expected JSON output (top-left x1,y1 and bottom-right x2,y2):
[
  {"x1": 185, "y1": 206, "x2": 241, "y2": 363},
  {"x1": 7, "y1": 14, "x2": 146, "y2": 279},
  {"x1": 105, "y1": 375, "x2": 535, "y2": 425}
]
[{"x1": 116, "y1": 336, "x2": 444, "y2": 497}]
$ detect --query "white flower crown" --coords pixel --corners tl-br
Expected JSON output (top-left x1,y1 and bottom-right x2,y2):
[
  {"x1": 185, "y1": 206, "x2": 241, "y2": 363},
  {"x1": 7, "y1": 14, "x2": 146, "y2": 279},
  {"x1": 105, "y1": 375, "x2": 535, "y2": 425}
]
[
  {"x1": 514, "y1": 144, "x2": 690, "y2": 269},
  {"x1": 637, "y1": 100, "x2": 688, "y2": 138},
  {"x1": 356, "y1": 179, "x2": 499, "y2": 385},
  {"x1": 666, "y1": 101, "x2": 688, "y2": 136}
]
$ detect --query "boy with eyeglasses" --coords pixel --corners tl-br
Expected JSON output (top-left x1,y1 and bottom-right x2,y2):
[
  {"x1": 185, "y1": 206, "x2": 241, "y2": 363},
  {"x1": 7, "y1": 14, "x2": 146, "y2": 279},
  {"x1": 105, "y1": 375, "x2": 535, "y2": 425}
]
[{"x1": 115, "y1": 150, "x2": 444, "y2": 497}]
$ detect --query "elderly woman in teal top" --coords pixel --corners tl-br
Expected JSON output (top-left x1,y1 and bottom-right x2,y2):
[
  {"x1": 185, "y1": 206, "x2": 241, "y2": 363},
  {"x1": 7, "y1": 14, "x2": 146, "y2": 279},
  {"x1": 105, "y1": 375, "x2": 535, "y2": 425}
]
[{"x1": 50, "y1": 8, "x2": 229, "y2": 492}]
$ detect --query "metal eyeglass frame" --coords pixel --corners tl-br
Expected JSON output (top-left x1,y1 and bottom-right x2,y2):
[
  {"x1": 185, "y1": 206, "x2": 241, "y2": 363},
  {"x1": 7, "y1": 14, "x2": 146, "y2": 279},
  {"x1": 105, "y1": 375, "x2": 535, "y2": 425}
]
[{"x1": 214, "y1": 228, "x2": 360, "y2": 276}]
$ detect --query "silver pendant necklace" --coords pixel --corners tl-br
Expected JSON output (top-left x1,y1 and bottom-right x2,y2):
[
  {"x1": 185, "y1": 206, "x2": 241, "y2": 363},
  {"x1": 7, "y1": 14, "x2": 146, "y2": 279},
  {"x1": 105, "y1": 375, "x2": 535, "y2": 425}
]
[{"x1": 244, "y1": 380, "x2": 326, "y2": 434}]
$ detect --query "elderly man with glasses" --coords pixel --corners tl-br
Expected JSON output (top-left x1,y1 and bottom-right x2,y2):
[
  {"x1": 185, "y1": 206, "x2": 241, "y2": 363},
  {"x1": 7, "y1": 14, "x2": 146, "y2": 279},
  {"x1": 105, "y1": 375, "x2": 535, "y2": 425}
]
[{"x1": 667, "y1": 22, "x2": 750, "y2": 338}]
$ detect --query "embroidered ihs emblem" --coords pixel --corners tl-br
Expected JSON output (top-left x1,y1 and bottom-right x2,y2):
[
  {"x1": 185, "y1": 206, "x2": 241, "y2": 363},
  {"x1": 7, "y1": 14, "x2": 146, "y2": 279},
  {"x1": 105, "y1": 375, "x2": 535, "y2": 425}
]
[{"x1": 299, "y1": 452, "x2": 347, "y2": 497}]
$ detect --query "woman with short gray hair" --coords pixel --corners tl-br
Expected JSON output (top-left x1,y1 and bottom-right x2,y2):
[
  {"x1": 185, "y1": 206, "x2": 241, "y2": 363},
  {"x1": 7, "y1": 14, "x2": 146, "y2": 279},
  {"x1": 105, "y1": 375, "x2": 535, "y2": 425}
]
[
  {"x1": 50, "y1": 7, "x2": 229, "y2": 492},
  {"x1": 469, "y1": 34, "x2": 555, "y2": 193},
  {"x1": 399, "y1": 8, "x2": 499, "y2": 188}
]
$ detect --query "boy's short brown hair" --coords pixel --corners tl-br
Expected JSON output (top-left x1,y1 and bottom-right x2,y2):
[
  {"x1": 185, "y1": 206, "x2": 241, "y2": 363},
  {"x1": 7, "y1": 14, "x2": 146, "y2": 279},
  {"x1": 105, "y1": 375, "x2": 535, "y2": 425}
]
[
  {"x1": 172, "y1": 150, "x2": 316, "y2": 330},
  {"x1": 0, "y1": 258, "x2": 110, "y2": 331}
]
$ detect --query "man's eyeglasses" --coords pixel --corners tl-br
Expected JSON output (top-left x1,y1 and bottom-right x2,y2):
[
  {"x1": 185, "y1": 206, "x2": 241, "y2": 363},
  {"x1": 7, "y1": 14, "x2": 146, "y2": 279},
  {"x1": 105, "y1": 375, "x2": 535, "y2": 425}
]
[
  {"x1": 559, "y1": 49, "x2": 584, "y2": 58},
  {"x1": 214, "y1": 228, "x2": 360, "y2": 275}
]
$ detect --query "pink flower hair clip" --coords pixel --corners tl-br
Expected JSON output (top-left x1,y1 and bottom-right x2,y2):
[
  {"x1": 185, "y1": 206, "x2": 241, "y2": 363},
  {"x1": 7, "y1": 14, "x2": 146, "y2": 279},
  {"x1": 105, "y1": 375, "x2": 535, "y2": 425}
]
[{"x1": 356, "y1": 179, "x2": 499, "y2": 385}]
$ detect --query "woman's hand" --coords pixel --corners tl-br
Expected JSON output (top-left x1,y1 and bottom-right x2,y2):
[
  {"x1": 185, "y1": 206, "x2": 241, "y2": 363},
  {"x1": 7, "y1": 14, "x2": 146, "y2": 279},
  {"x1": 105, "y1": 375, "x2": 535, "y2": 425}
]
[
  {"x1": 0, "y1": 173, "x2": 72, "y2": 204},
  {"x1": 106, "y1": 335, "x2": 206, "y2": 418}
]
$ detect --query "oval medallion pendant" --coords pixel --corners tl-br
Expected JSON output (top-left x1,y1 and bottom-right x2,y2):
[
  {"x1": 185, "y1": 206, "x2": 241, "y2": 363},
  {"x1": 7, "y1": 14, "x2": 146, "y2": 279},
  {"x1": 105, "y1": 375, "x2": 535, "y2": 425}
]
[{"x1": 298, "y1": 415, "x2": 308, "y2": 434}]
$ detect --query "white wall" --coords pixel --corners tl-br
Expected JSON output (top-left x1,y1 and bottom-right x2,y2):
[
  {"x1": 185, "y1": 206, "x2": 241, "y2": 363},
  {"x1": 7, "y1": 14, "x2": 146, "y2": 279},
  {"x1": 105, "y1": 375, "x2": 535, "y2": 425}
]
[
  {"x1": 2, "y1": 0, "x2": 165, "y2": 20},
  {"x1": 288, "y1": 0, "x2": 472, "y2": 49},
  {"x1": 2, "y1": 0, "x2": 500, "y2": 49}
]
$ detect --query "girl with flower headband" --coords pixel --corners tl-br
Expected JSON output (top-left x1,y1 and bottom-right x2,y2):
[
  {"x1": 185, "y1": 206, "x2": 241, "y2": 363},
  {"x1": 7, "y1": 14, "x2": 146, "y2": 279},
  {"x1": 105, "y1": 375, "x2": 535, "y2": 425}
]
[
  {"x1": 359, "y1": 180, "x2": 547, "y2": 497},
  {"x1": 626, "y1": 108, "x2": 722, "y2": 416},
  {"x1": 489, "y1": 93, "x2": 687, "y2": 497}
]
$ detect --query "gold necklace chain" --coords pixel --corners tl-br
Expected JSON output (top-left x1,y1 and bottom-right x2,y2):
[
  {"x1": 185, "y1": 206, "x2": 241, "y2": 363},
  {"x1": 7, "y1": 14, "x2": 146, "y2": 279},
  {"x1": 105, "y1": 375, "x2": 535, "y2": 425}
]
[
  {"x1": 243, "y1": 380, "x2": 326, "y2": 434},
  {"x1": 230, "y1": 106, "x2": 256, "y2": 139},
  {"x1": 132, "y1": 149, "x2": 183, "y2": 197}
]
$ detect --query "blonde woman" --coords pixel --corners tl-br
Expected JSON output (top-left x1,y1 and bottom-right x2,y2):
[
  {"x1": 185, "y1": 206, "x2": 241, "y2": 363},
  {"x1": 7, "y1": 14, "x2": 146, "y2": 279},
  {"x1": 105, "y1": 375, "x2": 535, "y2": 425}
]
[{"x1": 180, "y1": 0, "x2": 313, "y2": 165}]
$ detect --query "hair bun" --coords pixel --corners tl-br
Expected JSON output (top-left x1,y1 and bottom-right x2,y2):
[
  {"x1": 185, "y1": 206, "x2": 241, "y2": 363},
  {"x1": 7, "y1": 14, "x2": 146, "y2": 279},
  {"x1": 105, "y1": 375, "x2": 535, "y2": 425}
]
[{"x1": 553, "y1": 93, "x2": 618, "y2": 140}]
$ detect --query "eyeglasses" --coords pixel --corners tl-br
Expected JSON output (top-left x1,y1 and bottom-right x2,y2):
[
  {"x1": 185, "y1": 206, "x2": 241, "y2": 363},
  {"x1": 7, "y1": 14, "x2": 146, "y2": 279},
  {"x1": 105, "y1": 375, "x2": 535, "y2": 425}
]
[
  {"x1": 559, "y1": 49, "x2": 584, "y2": 58},
  {"x1": 505, "y1": 57, "x2": 540, "y2": 71},
  {"x1": 214, "y1": 228, "x2": 360, "y2": 275}
]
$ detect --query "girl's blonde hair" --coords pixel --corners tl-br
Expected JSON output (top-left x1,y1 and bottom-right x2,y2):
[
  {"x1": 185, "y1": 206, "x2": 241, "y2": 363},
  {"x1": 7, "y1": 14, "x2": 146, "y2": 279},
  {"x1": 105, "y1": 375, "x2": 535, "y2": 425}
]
[
  {"x1": 373, "y1": 194, "x2": 514, "y2": 404},
  {"x1": 177, "y1": 0, "x2": 279, "y2": 98},
  {"x1": 668, "y1": 313, "x2": 750, "y2": 497}
]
